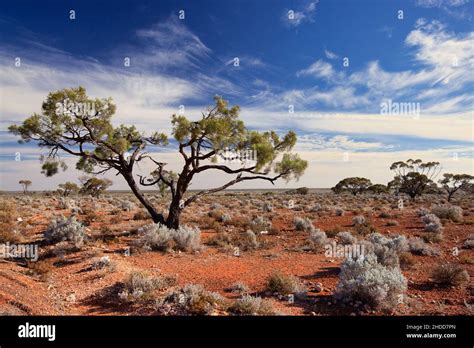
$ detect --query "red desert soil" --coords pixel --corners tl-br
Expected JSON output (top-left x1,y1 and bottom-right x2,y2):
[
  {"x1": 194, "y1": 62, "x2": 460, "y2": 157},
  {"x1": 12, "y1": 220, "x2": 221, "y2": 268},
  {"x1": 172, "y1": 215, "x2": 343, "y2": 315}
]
[{"x1": 0, "y1": 192, "x2": 473, "y2": 316}]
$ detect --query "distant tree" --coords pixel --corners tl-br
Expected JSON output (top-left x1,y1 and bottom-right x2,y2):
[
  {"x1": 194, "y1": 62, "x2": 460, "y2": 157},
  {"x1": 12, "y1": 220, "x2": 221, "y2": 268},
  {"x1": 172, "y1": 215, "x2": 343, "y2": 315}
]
[
  {"x1": 9, "y1": 87, "x2": 307, "y2": 228},
  {"x1": 296, "y1": 187, "x2": 309, "y2": 195},
  {"x1": 332, "y1": 177, "x2": 372, "y2": 195},
  {"x1": 367, "y1": 184, "x2": 389, "y2": 195},
  {"x1": 388, "y1": 159, "x2": 440, "y2": 201},
  {"x1": 57, "y1": 182, "x2": 80, "y2": 197},
  {"x1": 439, "y1": 173, "x2": 474, "y2": 202},
  {"x1": 79, "y1": 177, "x2": 112, "y2": 198},
  {"x1": 19, "y1": 180, "x2": 32, "y2": 194}
]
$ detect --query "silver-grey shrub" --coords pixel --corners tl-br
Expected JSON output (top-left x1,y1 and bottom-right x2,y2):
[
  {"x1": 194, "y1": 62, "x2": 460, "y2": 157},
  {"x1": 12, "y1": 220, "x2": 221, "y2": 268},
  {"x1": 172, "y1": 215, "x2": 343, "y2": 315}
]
[
  {"x1": 173, "y1": 225, "x2": 201, "y2": 251},
  {"x1": 44, "y1": 215, "x2": 85, "y2": 247},
  {"x1": 335, "y1": 253, "x2": 407, "y2": 309},
  {"x1": 137, "y1": 223, "x2": 174, "y2": 251},
  {"x1": 294, "y1": 217, "x2": 315, "y2": 232},
  {"x1": 431, "y1": 205, "x2": 463, "y2": 222},
  {"x1": 137, "y1": 223, "x2": 201, "y2": 252},
  {"x1": 408, "y1": 237, "x2": 440, "y2": 256},
  {"x1": 229, "y1": 295, "x2": 275, "y2": 315},
  {"x1": 421, "y1": 214, "x2": 443, "y2": 233},
  {"x1": 352, "y1": 215, "x2": 366, "y2": 226},
  {"x1": 337, "y1": 231, "x2": 356, "y2": 245},
  {"x1": 309, "y1": 229, "x2": 328, "y2": 250}
]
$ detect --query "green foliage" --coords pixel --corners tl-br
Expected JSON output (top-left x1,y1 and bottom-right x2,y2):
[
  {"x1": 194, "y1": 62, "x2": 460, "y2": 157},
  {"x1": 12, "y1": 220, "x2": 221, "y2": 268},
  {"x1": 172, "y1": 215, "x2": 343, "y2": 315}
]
[
  {"x1": 332, "y1": 177, "x2": 372, "y2": 195},
  {"x1": 18, "y1": 180, "x2": 32, "y2": 193},
  {"x1": 389, "y1": 159, "x2": 440, "y2": 200},
  {"x1": 439, "y1": 173, "x2": 474, "y2": 201},
  {"x1": 57, "y1": 182, "x2": 80, "y2": 197},
  {"x1": 79, "y1": 177, "x2": 112, "y2": 197},
  {"x1": 9, "y1": 89, "x2": 307, "y2": 228},
  {"x1": 367, "y1": 184, "x2": 388, "y2": 194},
  {"x1": 8, "y1": 86, "x2": 167, "y2": 177}
]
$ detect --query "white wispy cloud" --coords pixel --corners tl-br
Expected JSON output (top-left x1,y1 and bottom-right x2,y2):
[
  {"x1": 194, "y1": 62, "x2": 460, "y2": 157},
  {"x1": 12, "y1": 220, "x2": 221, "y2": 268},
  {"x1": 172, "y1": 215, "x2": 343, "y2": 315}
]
[
  {"x1": 324, "y1": 49, "x2": 339, "y2": 60},
  {"x1": 287, "y1": 19, "x2": 474, "y2": 114},
  {"x1": 415, "y1": 0, "x2": 472, "y2": 20},
  {"x1": 296, "y1": 59, "x2": 336, "y2": 79},
  {"x1": 415, "y1": 0, "x2": 469, "y2": 8},
  {"x1": 296, "y1": 134, "x2": 393, "y2": 152},
  {"x1": 282, "y1": 0, "x2": 319, "y2": 27}
]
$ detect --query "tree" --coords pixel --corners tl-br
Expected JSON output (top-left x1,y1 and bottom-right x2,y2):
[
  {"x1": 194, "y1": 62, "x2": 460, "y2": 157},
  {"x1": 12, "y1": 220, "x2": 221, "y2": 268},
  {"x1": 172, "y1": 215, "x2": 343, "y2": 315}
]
[
  {"x1": 139, "y1": 96, "x2": 308, "y2": 228},
  {"x1": 439, "y1": 173, "x2": 474, "y2": 202},
  {"x1": 388, "y1": 159, "x2": 440, "y2": 201},
  {"x1": 57, "y1": 182, "x2": 80, "y2": 197},
  {"x1": 332, "y1": 177, "x2": 372, "y2": 195},
  {"x1": 19, "y1": 180, "x2": 32, "y2": 194},
  {"x1": 9, "y1": 87, "x2": 307, "y2": 228},
  {"x1": 367, "y1": 184, "x2": 389, "y2": 195},
  {"x1": 79, "y1": 177, "x2": 112, "y2": 198}
]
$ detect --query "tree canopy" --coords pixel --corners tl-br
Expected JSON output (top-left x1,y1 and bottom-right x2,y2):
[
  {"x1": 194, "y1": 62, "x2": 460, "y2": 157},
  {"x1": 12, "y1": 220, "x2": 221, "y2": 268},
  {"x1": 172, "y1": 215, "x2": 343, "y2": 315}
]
[
  {"x1": 9, "y1": 87, "x2": 307, "y2": 228},
  {"x1": 332, "y1": 177, "x2": 372, "y2": 195},
  {"x1": 388, "y1": 159, "x2": 440, "y2": 200}
]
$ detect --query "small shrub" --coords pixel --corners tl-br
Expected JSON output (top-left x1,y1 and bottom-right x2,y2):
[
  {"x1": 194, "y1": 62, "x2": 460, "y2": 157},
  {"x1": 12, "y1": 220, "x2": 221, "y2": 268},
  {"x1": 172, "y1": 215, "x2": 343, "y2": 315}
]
[
  {"x1": 173, "y1": 225, "x2": 201, "y2": 252},
  {"x1": 157, "y1": 284, "x2": 225, "y2": 315},
  {"x1": 353, "y1": 220, "x2": 377, "y2": 236},
  {"x1": 352, "y1": 215, "x2": 366, "y2": 226},
  {"x1": 239, "y1": 230, "x2": 259, "y2": 250},
  {"x1": 463, "y1": 234, "x2": 474, "y2": 249},
  {"x1": 408, "y1": 237, "x2": 440, "y2": 256},
  {"x1": 399, "y1": 252, "x2": 415, "y2": 270},
  {"x1": 91, "y1": 256, "x2": 114, "y2": 270},
  {"x1": 431, "y1": 205, "x2": 463, "y2": 222},
  {"x1": 136, "y1": 223, "x2": 201, "y2": 252},
  {"x1": 386, "y1": 220, "x2": 399, "y2": 226},
  {"x1": 335, "y1": 207, "x2": 345, "y2": 216},
  {"x1": 263, "y1": 202, "x2": 273, "y2": 212},
  {"x1": 294, "y1": 217, "x2": 315, "y2": 232},
  {"x1": 266, "y1": 273, "x2": 306, "y2": 296},
  {"x1": 136, "y1": 224, "x2": 174, "y2": 251},
  {"x1": 249, "y1": 216, "x2": 272, "y2": 234},
  {"x1": 119, "y1": 271, "x2": 176, "y2": 302},
  {"x1": 365, "y1": 233, "x2": 408, "y2": 268},
  {"x1": 421, "y1": 214, "x2": 443, "y2": 233},
  {"x1": 219, "y1": 213, "x2": 232, "y2": 223},
  {"x1": 0, "y1": 230, "x2": 24, "y2": 244},
  {"x1": 431, "y1": 263, "x2": 469, "y2": 287},
  {"x1": 121, "y1": 200, "x2": 135, "y2": 212},
  {"x1": 207, "y1": 231, "x2": 233, "y2": 248},
  {"x1": 335, "y1": 253, "x2": 407, "y2": 309},
  {"x1": 325, "y1": 225, "x2": 344, "y2": 238},
  {"x1": 226, "y1": 282, "x2": 250, "y2": 295},
  {"x1": 417, "y1": 208, "x2": 430, "y2": 217},
  {"x1": 309, "y1": 229, "x2": 328, "y2": 250},
  {"x1": 337, "y1": 231, "x2": 356, "y2": 245},
  {"x1": 133, "y1": 210, "x2": 149, "y2": 220},
  {"x1": 44, "y1": 215, "x2": 85, "y2": 247},
  {"x1": 25, "y1": 260, "x2": 52, "y2": 282},
  {"x1": 229, "y1": 295, "x2": 275, "y2": 315}
]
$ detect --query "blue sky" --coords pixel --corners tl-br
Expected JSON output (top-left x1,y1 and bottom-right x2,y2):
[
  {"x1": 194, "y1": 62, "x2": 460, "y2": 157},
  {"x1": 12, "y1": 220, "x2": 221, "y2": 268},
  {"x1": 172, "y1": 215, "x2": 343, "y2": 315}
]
[{"x1": 0, "y1": 0, "x2": 473, "y2": 190}]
